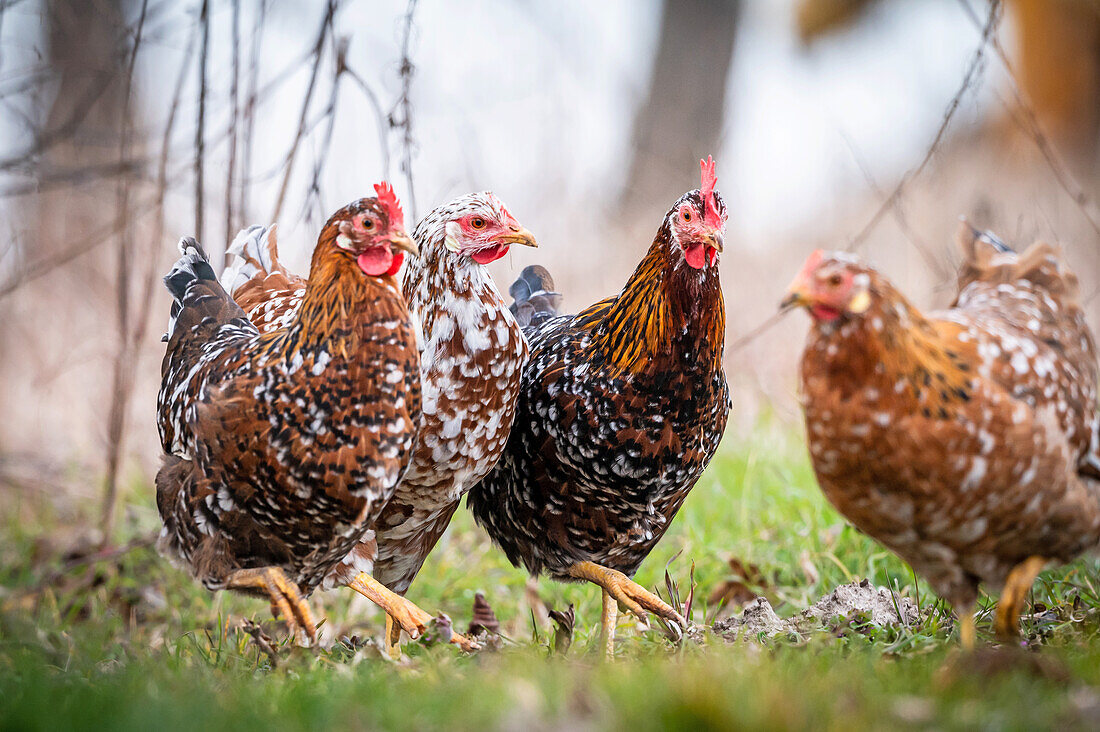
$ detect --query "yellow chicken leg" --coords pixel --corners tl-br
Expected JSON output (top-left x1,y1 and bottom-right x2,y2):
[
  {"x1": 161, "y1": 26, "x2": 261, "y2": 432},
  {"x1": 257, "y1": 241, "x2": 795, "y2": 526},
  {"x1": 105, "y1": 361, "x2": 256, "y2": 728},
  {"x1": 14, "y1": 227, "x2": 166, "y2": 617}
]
[
  {"x1": 567, "y1": 561, "x2": 685, "y2": 656},
  {"x1": 957, "y1": 604, "x2": 976, "y2": 651},
  {"x1": 601, "y1": 589, "x2": 619, "y2": 659},
  {"x1": 346, "y1": 573, "x2": 479, "y2": 652},
  {"x1": 224, "y1": 566, "x2": 318, "y2": 646},
  {"x1": 994, "y1": 556, "x2": 1047, "y2": 641}
]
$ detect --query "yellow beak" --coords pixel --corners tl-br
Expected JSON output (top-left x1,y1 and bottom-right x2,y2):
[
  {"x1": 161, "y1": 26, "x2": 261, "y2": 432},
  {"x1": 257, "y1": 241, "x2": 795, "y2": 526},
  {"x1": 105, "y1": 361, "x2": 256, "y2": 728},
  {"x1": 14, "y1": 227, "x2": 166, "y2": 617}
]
[
  {"x1": 387, "y1": 230, "x2": 419, "y2": 257},
  {"x1": 493, "y1": 226, "x2": 538, "y2": 248},
  {"x1": 781, "y1": 276, "x2": 812, "y2": 311}
]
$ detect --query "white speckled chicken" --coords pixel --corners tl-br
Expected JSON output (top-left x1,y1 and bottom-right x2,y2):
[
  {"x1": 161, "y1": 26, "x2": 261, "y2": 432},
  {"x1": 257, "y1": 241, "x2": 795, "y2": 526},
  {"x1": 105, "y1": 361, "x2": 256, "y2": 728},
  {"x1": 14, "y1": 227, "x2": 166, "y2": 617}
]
[
  {"x1": 156, "y1": 190, "x2": 420, "y2": 645},
  {"x1": 222, "y1": 192, "x2": 536, "y2": 655},
  {"x1": 786, "y1": 223, "x2": 1100, "y2": 647}
]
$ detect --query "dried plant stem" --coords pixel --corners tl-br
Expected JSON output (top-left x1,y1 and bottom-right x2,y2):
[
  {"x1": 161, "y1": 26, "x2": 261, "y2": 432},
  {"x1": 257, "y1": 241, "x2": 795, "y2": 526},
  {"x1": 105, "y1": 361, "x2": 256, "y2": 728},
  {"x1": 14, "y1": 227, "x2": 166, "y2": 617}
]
[
  {"x1": 393, "y1": 0, "x2": 420, "y2": 222},
  {"x1": 224, "y1": 0, "x2": 241, "y2": 265},
  {"x1": 847, "y1": 0, "x2": 1000, "y2": 252},
  {"x1": 238, "y1": 0, "x2": 268, "y2": 225},
  {"x1": 271, "y1": 0, "x2": 338, "y2": 223},
  {"x1": 194, "y1": 0, "x2": 210, "y2": 241},
  {"x1": 100, "y1": 0, "x2": 149, "y2": 546}
]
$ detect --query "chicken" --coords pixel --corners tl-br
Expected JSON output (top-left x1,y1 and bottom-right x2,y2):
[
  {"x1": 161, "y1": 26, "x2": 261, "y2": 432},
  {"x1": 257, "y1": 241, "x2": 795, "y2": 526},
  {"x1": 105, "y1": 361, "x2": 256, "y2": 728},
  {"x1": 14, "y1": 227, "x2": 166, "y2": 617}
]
[
  {"x1": 468, "y1": 157, "x2": 731, "y2": 656},
  {"x1": 221, "y1": 192, "x2": 537, "y2": 655},
  {"x1": 785, "y1": 223, "x2": 1100, "y2": 647},
  {"x1": 156, "y1": 187, "x2": 420, "y2": 644}
]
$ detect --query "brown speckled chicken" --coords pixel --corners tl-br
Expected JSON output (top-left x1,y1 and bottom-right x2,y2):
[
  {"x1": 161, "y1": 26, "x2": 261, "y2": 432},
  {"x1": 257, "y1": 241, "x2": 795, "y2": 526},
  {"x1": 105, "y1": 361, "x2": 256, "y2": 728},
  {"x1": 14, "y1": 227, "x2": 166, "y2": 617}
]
[
  {"x1": 221, "y1": 192, "x2": 536, "y2": 655},
  {"x1": 156, "y1": 188, "x2": 421, "y2": 644},
  {"x1": 469, "y1": 158, "x2": 731, "y2": 656},
  {"x1": 786, "y1": 224, "x2": 1100, "y2": 647}
]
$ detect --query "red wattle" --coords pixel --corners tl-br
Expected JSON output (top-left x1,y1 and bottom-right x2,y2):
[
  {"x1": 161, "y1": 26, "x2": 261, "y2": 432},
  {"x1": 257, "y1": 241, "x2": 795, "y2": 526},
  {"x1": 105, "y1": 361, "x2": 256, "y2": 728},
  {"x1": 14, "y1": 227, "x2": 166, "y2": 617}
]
[
  {"x1": 706, "y1": 247, "x2": 717, "y2": 266},
  {"x1": 471, "y1": 243, "x2": 509, "y2": 265},
  {"x1": 385, "y1": 251, "x2": 405, "y2": 276},
  {"x1": 357, "y1": 246, "x2": 395, "y2": 276},
  {"x1": 683, "y1": 242, "x2": 707, "y2": 269},
  {"x1": 811, "y1": 304, "x2": 842, "y2": 322}
]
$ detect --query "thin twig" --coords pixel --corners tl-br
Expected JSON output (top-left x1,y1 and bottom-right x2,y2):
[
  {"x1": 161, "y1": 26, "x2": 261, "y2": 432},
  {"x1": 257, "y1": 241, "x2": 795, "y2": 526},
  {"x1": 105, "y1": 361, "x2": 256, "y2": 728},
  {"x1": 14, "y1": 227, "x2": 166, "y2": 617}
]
[
  {"x1": 0, "y1": 195, "x2": 158, "y2": 300},
  {"x1": 238, "y1": 0, "x2": 267, "y2": 225},
  {"x1": 393, "y1": 0, "x2": 420, "y2": 221},
  {"x1": 194, "y1": 0, "x2": 210, "y2": 241},
  {"x1": 100, "y1": 0, "x2": 150, "y2": 546},
  {"x1": 224, "y1": 0, "x2": 241, "y2": 265},
  {"x1": 271, "y1": 0, "x2": 338, "y2": 223},
  {"x1": 846, "y1": 0, "x2": 1000, "y2": 251},
  {"x1": 300, "y1": 38, "x2": 347, "y2": 226},
  {"x1": 728, "y1": 307, "x2": 794, "y2": 354},
  {"x1": 131, "y1": 11, "x2": 200, "y2": 367},
  {"x1": 956, "y1": 0, "x2": 1100, "y2": 248},
  {"x1": 840, "y1": 132, "x2": 954, "y2": 284},
  {"x1": 344, "y1": 63, "x2": 392, "y2": 181}
]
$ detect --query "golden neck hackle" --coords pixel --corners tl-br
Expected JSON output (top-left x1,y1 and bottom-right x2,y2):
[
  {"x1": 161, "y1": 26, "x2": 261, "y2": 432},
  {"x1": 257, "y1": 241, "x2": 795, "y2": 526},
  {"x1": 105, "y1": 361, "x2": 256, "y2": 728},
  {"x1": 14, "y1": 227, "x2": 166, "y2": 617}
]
[
  {"x1": 588, "y1": 237, "x2": 725, "y2": 376},
  {"x1": 809, "y1": 279, "x2": 974, "y2": 415},
  {"x1": 277, "y1": 224, "x2": 401, "y2": 357}
]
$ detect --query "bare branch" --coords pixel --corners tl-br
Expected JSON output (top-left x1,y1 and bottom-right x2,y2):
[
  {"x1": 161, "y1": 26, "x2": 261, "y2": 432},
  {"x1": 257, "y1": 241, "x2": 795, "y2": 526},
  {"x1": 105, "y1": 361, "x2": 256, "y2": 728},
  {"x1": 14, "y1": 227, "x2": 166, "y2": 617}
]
[
  {"x1": 847, "y1": 0, "x2": 1000, "y2": 251},
  {"x1": 100, "y1": 0, "x2": 150, "y2": 546},
  {"x1": 224, "y1": 0, "x2": 241, "y2": 265},
  {"x1": 270, "y1": 0, "x2": 339, "y2": 223},
  {"x1": 195, "y1": 0, "x2": 210, "y2": 241},
  {"x1": 956, "y1": 0, "x2": 1100, "y2": 250},
  {"x1": 300, "y1": 38, "x2": 347, "y2": 226},
  {"x1": 393, "y1": 0, "x2": 420, "y2": 221},
  {"x1": 344, "y1": 63, "x2": 392, "y2": 182}
]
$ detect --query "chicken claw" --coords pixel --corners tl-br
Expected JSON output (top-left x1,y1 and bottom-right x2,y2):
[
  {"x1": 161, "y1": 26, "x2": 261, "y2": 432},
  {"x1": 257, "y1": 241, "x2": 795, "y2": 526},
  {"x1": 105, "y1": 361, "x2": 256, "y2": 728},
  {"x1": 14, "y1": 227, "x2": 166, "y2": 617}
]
[
  {"x1": 346, "y1": 572, "x2": 479, "y2": 655},
  {"x1": 224, "y1": 566, "x2": 318, "y2": 646},
  {"x1": 567, "y1": 560, "x2": 685, "y2": 657}
]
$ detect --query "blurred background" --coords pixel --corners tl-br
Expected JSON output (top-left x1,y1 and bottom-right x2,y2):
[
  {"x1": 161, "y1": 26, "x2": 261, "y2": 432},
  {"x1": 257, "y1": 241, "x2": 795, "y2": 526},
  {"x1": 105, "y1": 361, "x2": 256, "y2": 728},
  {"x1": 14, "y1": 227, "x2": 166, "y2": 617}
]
[{"x1": 0, "y1": 0, "x2": 1097, "y2": 544}]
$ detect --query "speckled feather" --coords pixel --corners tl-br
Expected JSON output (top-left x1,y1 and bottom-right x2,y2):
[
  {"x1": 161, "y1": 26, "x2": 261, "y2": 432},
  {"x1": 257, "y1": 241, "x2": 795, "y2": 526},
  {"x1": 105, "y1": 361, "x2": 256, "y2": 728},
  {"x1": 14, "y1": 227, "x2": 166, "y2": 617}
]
[
  {"x1": 468, "y1": 189, "x2": 731, "y2": 581},
  {"x1": 155, "y1": 199, "x2": 421, "y2": 596},
  {"x1": 798, "y1": 230, "x2": 1100, "y2": 611},
  {"x1": 225, "y1": 193, "x2": 529, "y2": 593}
]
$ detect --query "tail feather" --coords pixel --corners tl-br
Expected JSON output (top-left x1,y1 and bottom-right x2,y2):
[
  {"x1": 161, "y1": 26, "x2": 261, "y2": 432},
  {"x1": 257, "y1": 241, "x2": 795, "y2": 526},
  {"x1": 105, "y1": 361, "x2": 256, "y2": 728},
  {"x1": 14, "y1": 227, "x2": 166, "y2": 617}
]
[
  {"x1": 954, "y1": 219, "x2": 1081, "y2": 302},
  {"x1": 164, "y1": 237, "x2": 250, "y2": 343},
  {"x1": 219, "y1": 224, "x2": 283, "y2": 296},
  {"x1": 509, "y1": 265, "x2": 562, "y2": 327}
]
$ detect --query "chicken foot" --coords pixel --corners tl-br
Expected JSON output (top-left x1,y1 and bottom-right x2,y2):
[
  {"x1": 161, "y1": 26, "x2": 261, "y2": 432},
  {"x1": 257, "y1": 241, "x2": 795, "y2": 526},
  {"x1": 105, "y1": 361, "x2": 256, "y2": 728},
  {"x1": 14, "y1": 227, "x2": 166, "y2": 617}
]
[
  {"x1": 567, "y1": 561, "x2": 686, "y2": 655},
  {"x1": 346, "y1": 572, "x2": 479, "y2": 655},
  {"x1": 994, "y1": 556, "x2": 1047, "y2": 641},
  {"x1": 224, "y1": 566, "x2": 318, "y2": 646}
]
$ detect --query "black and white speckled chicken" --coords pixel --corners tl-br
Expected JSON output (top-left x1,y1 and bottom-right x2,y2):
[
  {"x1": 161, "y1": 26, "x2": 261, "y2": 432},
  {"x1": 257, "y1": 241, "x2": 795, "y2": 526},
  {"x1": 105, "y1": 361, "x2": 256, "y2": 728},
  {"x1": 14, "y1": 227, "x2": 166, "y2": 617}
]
[
  {"x1": 469, "y1": 158, "x2": 732, "y2": 655},
  {"x1": 155, "y1": 189, "x2": 422, "y2": 644}
]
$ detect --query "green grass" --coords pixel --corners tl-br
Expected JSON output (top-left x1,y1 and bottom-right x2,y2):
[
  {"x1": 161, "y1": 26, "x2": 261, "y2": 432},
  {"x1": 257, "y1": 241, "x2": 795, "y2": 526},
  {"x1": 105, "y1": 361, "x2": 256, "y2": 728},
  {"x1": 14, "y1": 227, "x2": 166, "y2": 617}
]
[{"x1": 3, "y1": 423, "x2": 1100, "y2": 730}]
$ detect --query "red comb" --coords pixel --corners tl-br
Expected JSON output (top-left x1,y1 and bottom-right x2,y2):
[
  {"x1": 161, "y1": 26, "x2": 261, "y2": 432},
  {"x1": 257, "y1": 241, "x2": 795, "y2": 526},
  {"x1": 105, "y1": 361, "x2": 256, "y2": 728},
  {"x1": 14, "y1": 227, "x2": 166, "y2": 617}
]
[
  {"x1": 700, "y1": 156, "x2": 722, "y2": 229},
  {"x1": 373, "y1": 181, "x2": 404, "y2": 227}
]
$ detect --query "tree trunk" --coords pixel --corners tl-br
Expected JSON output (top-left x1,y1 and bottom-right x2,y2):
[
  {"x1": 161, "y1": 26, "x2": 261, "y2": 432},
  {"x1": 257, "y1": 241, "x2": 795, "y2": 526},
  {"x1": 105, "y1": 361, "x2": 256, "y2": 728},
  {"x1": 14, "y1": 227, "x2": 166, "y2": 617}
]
[
  {"x1": 621, "y1": 0, "x2": 741, "y2": 215},
  {"x1": 0, "y1": 0, "x2": 139, "y2": 469}
]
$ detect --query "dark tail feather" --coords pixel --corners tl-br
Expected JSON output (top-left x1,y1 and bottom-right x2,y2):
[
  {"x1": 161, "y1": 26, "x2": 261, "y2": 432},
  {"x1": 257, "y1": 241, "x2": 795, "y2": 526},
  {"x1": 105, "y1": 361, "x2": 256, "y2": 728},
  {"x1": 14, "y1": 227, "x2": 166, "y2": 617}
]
[
  {"x1": 509, "y1": 265, "x2": 562, "y2": 327},
  {"x1": 965, "y1": 221, "x2": 1012, "y2": 254},
  {"x1": 165, "y1": 238, "x2": 216, "y2": 299},
  {"x1": 163, "y1": 237, "x2": 235, "y2": 342}
]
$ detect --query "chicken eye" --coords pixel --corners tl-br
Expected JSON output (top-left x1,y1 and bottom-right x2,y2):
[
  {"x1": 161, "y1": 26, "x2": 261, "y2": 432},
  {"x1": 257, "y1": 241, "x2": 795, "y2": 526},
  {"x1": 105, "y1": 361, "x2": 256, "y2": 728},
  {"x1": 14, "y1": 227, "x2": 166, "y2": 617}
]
[
  {"x1": 681, "y1": 209, "x2": 692, "y2": 222},
  {"x1": 470, "y1": 217, "x2": 487, "y2": 230},
  {"x1": 828, "y1": 274, "x2": 843, "y2": 287},
  {"x1": 361, "y1": 217, "x2": 375, "y2": 231}
]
